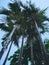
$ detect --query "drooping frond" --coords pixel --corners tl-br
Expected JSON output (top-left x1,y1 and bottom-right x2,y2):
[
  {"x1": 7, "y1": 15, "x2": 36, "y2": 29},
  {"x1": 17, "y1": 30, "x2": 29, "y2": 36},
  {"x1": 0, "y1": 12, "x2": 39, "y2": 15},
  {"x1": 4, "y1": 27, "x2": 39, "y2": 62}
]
[
  {"x1": 0, "y1": 8, "x2": 10, "y2": 15},
  {"x1": 0, "y1": 23, "x2": 10, "y2": 32}
]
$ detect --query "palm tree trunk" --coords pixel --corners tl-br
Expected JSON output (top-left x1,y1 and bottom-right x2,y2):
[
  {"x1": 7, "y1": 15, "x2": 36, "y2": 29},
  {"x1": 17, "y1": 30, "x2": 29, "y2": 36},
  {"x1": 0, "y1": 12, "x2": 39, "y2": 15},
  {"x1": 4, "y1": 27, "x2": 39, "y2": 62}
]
[
  {"x1": 0, "y1": 39, "x2": 10, "y2": 59},
  {"x1": 34, "y1": 21, "x2": 49, "y2": 65},
  {"x1": 18, "y1": 36, "x2": 24, "y2": 65},
  {"x1": 0, "y1": 25, "x2": 17, "y2": 59},
  {"x1": 30, "y1": 39, "x2": 35, "y2": 65},
  {"x1": 3, "y1": 42, "x2": 12, "y2": 65}
]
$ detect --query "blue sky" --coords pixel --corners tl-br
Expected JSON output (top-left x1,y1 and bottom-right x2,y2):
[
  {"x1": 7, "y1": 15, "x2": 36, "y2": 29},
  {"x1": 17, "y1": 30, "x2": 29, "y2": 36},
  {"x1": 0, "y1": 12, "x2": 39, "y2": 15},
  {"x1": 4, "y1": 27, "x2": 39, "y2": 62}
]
[{"x1": 0, "y1": 0, "x2": 49, "y2": 65}]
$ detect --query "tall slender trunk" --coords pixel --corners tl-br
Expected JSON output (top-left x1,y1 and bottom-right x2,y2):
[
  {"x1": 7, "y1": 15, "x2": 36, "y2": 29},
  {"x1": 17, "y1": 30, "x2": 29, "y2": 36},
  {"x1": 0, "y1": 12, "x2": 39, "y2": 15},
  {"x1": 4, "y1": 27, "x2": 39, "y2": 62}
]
[
  {"x1": 18, "y1": 36, "x2": 24, "y2": 65},
  {"x1": 3, "y1": 42, "x2": 12, "y2": 65},
  {"x1": 30, "y1": 39, "x2": 35, "y2": 65},
  {"x1": 0, "y1": 40, "x2": 10, "y2": 59},
  {"x1": 0, "y1": 25, "x2": 17, "y2": 59},
  {"x1": 34, "y1": 21, "x2": 49, "y2": 65}
]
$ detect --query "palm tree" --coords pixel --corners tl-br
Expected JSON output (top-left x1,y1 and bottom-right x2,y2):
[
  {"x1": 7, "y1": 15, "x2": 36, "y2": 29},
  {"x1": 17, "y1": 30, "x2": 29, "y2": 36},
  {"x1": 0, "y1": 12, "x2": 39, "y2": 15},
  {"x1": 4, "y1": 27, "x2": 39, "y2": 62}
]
[
  {"x1": 19, "y1": 1, "x2": 49, "y2": 65},
  {"x1": 0, "y1": 1, "x2": 49, "y2": 65},
  {"x1": 0, "y1": 1, "x2": 22, "y2": 59}
]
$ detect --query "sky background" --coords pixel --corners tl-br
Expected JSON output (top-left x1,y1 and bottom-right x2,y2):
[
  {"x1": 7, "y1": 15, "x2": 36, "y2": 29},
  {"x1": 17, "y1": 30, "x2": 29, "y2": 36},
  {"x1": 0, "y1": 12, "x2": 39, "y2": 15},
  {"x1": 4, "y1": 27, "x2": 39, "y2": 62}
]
[{"x1": 0, "y1": 0, "x2": 49, "y2": 65}]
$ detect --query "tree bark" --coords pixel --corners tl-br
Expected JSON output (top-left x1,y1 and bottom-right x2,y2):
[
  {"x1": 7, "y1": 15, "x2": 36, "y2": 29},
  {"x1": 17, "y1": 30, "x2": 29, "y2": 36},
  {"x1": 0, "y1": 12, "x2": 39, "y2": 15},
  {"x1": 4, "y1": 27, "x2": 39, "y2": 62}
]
[
  {"x1": 3, "y1": 42, "x2": 12, "y2": 65},
  {"x1": 18, "y1": 36, "x2": 24, "y2": 65},
  {"x1": 34, "y1": 21, "x2": 49, "y2": 65}
]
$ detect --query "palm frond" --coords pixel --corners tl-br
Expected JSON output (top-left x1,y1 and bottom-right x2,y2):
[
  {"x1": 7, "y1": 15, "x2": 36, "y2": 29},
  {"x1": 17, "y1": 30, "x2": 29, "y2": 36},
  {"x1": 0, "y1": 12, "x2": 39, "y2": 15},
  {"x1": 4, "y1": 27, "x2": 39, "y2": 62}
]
[
  {"x1": 0, "y1": 23, "x2": 10, "y2": 32},
  {"x1": 0, "y1": 8, "x2": 10, "y2": 15}
]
